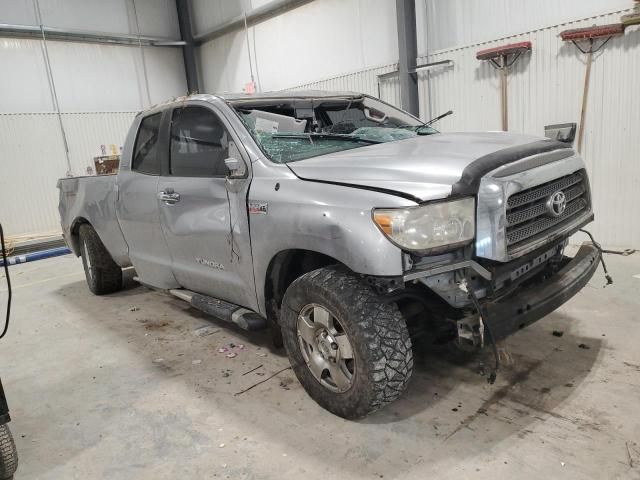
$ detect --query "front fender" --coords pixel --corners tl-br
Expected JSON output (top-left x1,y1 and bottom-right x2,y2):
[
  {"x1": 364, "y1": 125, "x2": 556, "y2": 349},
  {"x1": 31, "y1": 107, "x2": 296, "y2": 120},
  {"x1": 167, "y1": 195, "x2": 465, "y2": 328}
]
[{"x1": 248, "y1": 167, "x2": 417, "y2": 315}]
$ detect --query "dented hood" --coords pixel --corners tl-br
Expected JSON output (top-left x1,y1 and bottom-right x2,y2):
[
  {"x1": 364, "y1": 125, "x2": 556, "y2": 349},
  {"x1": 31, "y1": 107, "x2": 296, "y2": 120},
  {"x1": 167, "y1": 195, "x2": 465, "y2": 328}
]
[{"x1": 287, "y1": 131, "x2": 546, "y2": 202}]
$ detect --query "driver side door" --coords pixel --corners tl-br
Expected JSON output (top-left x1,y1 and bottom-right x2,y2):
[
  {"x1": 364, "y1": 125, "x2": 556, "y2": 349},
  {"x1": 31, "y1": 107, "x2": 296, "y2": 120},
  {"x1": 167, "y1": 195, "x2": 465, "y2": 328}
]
[{"x1": 157, "y1": 103, "x2": 258, "y2": 311}]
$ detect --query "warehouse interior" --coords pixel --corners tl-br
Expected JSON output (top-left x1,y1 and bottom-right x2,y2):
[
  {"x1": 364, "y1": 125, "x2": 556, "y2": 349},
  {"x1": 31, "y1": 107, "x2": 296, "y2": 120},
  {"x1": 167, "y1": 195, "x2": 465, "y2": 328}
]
[{"x1": 1, "y1": 0, "x2": 639, "y2": 478}]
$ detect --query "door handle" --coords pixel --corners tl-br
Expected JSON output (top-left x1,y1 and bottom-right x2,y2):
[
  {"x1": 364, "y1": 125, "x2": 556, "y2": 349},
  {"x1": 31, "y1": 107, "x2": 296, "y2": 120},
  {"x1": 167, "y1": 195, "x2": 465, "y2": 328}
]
[{"x1": 159, "y1": 191, "x2": 181, "y2": 204}]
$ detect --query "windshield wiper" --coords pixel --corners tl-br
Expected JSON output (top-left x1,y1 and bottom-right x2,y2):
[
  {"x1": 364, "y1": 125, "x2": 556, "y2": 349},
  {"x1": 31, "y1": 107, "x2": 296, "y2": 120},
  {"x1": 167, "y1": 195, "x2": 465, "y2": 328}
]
[
  {"x1": 425, "y1": 110, "x2": 453, "y2": 126},
  {"x1": 271, "y1": 133, "x2": 382, "y2": 144}
]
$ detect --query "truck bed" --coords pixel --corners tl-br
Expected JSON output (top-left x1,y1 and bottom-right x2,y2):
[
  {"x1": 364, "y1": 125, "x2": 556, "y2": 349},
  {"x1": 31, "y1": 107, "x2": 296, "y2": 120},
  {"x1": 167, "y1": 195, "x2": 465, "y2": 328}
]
[{"x1": 57, "y1": 174, "x2": 130, "y2": 267}]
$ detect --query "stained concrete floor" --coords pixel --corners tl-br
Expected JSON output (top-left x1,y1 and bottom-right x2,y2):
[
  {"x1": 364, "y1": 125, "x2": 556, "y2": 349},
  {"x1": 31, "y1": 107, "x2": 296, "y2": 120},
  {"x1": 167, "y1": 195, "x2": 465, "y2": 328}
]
[{"x1": 0, "y1": 250, "x2": 639, "y2": 479}]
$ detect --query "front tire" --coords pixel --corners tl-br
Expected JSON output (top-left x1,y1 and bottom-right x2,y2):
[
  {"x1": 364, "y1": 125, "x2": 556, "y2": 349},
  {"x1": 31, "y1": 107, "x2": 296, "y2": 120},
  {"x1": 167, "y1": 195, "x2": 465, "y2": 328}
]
[
  {"x1": 79, "y1": 224, "x2": 123, "y2": 295},
  {"x1": 281, "y1": 266, "x2": 413, "y2": 419}
]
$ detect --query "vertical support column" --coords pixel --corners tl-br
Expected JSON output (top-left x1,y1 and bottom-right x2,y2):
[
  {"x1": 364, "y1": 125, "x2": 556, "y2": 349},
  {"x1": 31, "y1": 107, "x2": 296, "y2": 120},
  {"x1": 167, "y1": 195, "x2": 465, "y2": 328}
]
[
  {"x1": 176, "y1": 0, "x2": 200, "y2": 94},
  {"x1": 395, "y1": 0, "x2": 419, "y2": 116}
]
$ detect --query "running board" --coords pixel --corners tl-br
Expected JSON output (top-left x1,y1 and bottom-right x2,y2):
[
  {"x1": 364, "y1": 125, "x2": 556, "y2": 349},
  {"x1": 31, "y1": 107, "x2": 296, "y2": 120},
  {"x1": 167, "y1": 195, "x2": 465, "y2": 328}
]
[{"x1": 169, "y1": 289, "x2": 267, "y2": 331}]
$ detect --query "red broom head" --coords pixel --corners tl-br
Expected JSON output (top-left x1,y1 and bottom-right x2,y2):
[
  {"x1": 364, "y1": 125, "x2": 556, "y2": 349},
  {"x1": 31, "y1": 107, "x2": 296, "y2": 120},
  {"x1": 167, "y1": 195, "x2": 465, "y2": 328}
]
[
  {"x1": 476, "y1": 41, "x2": 532, "y2": 61},
  {"x1": 560, "y1": 23, "x2": 625, "y2": 41}
]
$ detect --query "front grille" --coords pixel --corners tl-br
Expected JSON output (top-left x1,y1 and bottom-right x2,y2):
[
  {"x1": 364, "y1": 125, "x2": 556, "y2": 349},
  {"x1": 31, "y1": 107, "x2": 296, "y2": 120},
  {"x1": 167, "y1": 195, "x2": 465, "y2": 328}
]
[{"x1": 505, "y1": 170, "x2": 589, "y2": 250}]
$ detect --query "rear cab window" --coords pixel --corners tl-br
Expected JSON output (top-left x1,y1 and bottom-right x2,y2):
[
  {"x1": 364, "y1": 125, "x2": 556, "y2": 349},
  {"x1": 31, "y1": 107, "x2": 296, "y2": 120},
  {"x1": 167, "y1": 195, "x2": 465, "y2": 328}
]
[{"x1": 132, "y1": 113, "x2": 162, "y2": 175}]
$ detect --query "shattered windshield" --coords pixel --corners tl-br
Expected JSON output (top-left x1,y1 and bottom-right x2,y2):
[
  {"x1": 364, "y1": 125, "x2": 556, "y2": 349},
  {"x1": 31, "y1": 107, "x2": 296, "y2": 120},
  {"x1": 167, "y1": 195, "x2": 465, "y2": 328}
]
[{"x1": 230, "y1": 95, "x2": 438, "y2": 163}]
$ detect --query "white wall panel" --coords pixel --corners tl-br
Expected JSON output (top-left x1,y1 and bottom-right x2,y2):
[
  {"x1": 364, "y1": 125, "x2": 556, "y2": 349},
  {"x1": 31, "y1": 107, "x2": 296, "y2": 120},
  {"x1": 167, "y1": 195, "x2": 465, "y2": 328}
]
[
  {"x1": 0, "y1": 112, "x2": 136, "y2": 237},
  {"x1": 0, "y1": 38, "x2": 54, "y2": 113},
  {"x1": 198, "y1": 0, "x2": 398, "y2": 93},
  {"x1": 0, "y1": 0, "x2": 180, "y2": 38},
  {"x1": 46, "y1": 43, "x2": 187, "y2": 111},
  {"x1": 190, "y1": 0, "x2": 247, "y2": 37},
  {"x1": 0, "y1": 39, "x2": 187, "y2": 113}
]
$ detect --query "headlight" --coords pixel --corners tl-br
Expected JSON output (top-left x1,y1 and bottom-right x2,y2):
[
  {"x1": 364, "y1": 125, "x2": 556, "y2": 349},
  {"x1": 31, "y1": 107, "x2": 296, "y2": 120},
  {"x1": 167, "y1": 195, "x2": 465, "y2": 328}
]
[{"x1": 373, "y1": 197, "x2": 475, "y2": 252}]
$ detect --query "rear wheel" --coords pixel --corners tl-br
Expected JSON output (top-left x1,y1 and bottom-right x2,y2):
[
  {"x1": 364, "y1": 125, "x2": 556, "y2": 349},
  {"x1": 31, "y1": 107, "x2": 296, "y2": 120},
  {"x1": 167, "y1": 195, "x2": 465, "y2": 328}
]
[
  {"x1": 0, "y1": 424, "x2": 18, "y2": 480},
  {"x1": 79, "y1": 224, "x2": 123, "y2": 295},
  {"x1": 281, "y1": 266, "x2": 413, "y2": 419}
]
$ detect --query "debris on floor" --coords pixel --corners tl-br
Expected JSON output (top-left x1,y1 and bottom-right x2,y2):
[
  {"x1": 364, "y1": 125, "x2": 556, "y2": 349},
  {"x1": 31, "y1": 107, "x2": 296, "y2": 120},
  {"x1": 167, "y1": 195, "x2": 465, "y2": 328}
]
[
  {"x1": 218, "y1": 343, "x2": 245, "y2": 358},
  {"x1": 552, "y1": 330, "x2": 564, "y2": 337},
  {"x1": 242, "y1": 364, "x2": 263, "y2": 376},
  {"x1": 279, "y1": 377, "x2": 293, "y2": 390},
  {"x1": 193, "y1": 325, "x2": 220, "y2": 337},
  {"x1": 234, "y1": 366, "x2": 292, "y2": 396},
  {"x1": 578, "y1": 343, "x2": 591, "y2": 350},
  {"x1": 191, "y1": 359, "x2": 202, "y2": 365},
  {"x1": 128, "y1": 306, "x2": 140, "y2": 312}
]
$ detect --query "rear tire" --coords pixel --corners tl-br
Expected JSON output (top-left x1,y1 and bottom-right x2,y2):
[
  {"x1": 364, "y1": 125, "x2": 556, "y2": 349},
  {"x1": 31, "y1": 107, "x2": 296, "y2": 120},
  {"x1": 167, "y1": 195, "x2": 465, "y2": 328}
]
[
  {"x1": 79, "y1": 224, "x2": 123, "y2": 295},
  {"x1": 281, "y1": 266, "x2": 413, "y2": 419},
  {"x1": 0, "y1": 425, "x2": 18, "y2": 480}
]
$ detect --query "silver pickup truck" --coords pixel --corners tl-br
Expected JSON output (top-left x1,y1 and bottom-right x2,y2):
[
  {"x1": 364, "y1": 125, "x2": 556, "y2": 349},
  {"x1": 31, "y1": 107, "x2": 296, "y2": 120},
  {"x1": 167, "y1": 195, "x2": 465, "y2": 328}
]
[{"x1": 58, "y1": 91, "x2": 601, "y2": 419}]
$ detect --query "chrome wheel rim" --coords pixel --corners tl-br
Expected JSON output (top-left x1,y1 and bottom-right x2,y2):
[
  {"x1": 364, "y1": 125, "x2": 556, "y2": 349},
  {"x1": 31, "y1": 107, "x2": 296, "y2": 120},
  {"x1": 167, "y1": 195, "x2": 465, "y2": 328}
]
[
  {"x1": 296, "y1": 304, "x2": 355, "y2": 393},
  {"x1": 83, "y1": 239, "x2": 93, "y2": 281}
]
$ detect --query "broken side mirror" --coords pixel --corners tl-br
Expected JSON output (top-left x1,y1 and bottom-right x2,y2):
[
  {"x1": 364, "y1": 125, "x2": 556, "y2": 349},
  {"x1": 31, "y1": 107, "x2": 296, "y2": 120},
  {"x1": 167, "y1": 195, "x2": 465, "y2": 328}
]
[
  {"x1": 544, "y1": 123, "x2": 576, "y2": 144},
  {"x1": 224, "y1": 157, "x2": 247, "y2": 178},
  {"x1": 364, "y1": 107, "x2": 388, "y2": 124}
]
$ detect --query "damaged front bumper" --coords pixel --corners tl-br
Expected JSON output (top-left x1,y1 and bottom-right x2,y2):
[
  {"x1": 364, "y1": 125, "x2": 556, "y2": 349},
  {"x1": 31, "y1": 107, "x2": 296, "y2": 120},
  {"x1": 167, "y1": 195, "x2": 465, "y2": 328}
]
[{"x1": 481, "y1": 242, "x2": 601, "y2": 340}]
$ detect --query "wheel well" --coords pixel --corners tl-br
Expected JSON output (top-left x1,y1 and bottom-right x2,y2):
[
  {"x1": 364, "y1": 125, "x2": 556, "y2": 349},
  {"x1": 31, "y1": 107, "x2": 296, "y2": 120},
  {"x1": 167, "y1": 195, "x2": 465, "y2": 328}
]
[
  {"x1": 69, "y1": 217, "x2": 91, "y2": 254},
  {"x1": 264, "y1": 249, "x2": 342, "y2": 323}
]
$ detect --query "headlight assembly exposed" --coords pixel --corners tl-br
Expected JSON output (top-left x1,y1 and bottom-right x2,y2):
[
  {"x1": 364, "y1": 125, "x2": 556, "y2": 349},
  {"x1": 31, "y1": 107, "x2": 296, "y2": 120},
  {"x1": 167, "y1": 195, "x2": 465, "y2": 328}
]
[{"x1": 373, "y1": 197, "x2": 475, "y2": 252}]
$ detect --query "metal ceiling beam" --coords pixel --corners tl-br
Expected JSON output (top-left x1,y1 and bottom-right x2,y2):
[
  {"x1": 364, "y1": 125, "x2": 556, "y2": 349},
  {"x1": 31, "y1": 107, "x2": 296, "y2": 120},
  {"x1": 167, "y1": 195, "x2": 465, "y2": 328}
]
[
  {"x1": 176, "y1": 0, "x2": 200, "y2": 93},
  {"x1": 194, "y1": 0, "x2": 315, "y2": 45},
  {"x1": 0, "y1": 23, "x2": 185, "y2": 47},
  {"x1": 395, "y1": 0, "x2": 419, "y2": 116}
]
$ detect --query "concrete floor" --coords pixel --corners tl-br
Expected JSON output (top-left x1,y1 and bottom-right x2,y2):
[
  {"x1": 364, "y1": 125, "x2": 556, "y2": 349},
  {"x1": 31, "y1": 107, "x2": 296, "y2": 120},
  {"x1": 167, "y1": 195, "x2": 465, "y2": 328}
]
[{"x1": 1, "y1": 250, "x2": 639, "y2": 479}]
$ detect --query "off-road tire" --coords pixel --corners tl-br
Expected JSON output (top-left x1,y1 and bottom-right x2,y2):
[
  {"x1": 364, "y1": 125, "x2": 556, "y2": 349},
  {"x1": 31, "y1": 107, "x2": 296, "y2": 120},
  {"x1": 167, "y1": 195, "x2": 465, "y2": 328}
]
[
  {"x1": 281, "y1": 266, "x2": 413, "y2": 419},
  {"x1": 0, "y1": 424, "x2": 18, "y2": 479},
  {"x1": 79, "y1": 224, "x2": 123, "y2": 295}
]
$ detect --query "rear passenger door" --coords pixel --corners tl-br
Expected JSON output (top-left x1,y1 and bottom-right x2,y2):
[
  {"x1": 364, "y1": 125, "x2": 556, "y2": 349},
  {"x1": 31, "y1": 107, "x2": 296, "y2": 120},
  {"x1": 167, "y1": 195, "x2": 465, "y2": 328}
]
[
  {"x1": 157, "y1": 103, "x2": 258, "y2": 310},
  {"x1": 117, "y1": 110, "x2": 179, "y2": 289}
]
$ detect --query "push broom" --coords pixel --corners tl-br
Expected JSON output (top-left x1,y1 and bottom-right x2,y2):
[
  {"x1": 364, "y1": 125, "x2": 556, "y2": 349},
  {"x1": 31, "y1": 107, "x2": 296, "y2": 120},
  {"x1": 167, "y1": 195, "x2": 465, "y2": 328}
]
[
  {"x1": 560, "y1": 23, "x2": 625, "y2": 153},
  {"x1": 476, "y1": 41, "x2": 532, "y2": 131},
  {"x1": 621, "y1": 1, "x2": 640, "y2": 29}
]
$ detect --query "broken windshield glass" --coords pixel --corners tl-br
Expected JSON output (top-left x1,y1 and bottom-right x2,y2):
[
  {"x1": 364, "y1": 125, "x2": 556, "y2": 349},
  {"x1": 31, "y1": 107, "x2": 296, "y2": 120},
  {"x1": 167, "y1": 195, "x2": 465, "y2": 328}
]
[{"x1": 231, "y1": 95, "x2": 437, "y2": 163}]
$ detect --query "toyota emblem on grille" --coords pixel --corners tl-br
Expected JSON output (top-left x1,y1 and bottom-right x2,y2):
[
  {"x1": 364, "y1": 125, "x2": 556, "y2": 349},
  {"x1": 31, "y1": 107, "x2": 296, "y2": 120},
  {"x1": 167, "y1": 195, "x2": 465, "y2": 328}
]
[{"x1": 546, "y1": 191, "x2": 567, "y2": 217}]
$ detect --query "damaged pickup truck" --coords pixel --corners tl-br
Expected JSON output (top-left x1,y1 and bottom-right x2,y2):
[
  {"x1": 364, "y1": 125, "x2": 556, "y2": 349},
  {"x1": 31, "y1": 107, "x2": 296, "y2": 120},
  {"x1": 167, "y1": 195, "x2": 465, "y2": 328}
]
[{"x1": 58, "y1": 91, "x2": 602, "y2": 419}]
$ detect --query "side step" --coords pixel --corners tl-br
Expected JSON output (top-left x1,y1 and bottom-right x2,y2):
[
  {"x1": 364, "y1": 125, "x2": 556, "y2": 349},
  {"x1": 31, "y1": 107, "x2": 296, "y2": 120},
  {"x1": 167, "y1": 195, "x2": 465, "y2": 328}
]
[{"x1": 169, "y1": 289, "x2": 267, "y2": 331}]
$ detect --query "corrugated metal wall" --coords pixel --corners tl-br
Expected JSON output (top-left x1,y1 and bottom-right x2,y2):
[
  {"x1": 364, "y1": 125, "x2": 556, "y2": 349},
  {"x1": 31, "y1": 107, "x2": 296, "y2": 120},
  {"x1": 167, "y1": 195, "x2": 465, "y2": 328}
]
[
  {"x1": 291, "y1": 64, "x2": 398, "y2": 98},
  {"x1": 290, "y1": 8, "x2": 640, "y2": 248},
  {"x1": 0, "y1": 112, "x2": 136, "y2": 236}
]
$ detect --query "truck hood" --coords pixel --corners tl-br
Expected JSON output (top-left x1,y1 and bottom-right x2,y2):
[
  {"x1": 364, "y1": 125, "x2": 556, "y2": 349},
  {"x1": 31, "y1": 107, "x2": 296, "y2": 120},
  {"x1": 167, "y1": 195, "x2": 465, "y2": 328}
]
[{"x1": 286, "y1": 131, "x2": 547, "y2": 202}]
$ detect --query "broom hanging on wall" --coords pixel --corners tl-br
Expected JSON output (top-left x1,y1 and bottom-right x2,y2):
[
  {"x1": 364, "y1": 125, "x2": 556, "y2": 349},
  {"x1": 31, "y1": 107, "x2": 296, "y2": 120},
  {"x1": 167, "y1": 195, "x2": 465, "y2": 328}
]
[
  {"x1": 476, "y1": 41, "x2": 532, "y2": 131},
  {"x1": 560, "y1": 23, "x2": 625, "y2": 154}
]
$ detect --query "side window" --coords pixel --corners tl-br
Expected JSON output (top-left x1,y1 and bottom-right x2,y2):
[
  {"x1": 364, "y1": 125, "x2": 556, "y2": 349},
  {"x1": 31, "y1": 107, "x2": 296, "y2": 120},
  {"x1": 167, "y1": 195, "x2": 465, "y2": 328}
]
[
  {"x1": 170, "y1": 106, "x2": 230, "y2": 177},
  {"x1": 132, "y1": 113, "x2": 162, "y2": 175}
]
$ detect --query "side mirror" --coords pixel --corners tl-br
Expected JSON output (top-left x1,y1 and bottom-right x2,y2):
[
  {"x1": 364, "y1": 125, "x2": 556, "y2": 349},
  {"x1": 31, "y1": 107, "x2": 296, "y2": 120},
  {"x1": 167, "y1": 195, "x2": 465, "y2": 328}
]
[
  {"x1": 224, "y1": 157, "x2": 247, "y2": 178},
  {"x1": 544, "y1": 123, "x2": 576, "y2": 144}
]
